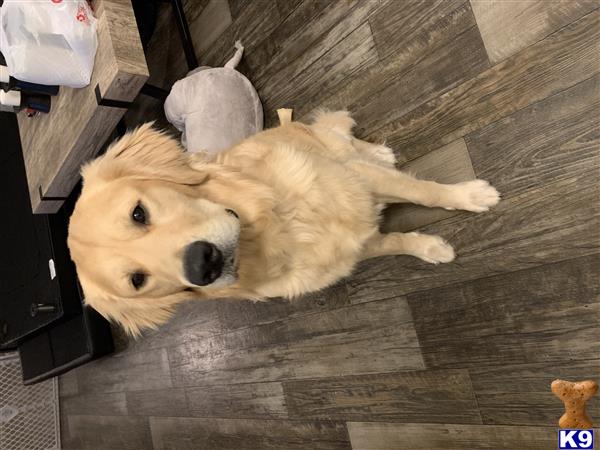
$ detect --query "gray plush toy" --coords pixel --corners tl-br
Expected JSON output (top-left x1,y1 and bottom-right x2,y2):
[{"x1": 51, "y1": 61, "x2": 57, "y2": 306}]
[{"x1": 164, "y1": 41, "x2": 263, "y2": 158}]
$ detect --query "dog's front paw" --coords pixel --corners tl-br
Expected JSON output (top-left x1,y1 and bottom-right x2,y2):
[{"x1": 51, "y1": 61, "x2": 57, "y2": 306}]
[
  {"x1": 449, "y1": 179, "x2": 500, "y2": 213},
  {"x1": 411, "y1": 233, "x2": 455, "y2": 265}
]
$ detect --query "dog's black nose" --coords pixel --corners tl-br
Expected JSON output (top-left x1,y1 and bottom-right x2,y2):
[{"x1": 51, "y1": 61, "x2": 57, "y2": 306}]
[{"x1": 183, "y1": 241, "x2": 224, "y2": 286}]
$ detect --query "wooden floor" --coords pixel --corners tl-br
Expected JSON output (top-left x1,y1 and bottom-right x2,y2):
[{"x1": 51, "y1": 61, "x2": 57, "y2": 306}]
[{"x1": 60, "y1": 1, "x2": 600, "y2": 449}]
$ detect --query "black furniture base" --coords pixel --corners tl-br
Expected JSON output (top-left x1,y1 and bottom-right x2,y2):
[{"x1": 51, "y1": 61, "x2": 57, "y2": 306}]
[
  {"x1": 0, "y1": 109, "x2": 114, "y2": 384},
  {"x1": 19, "y1": 306, "x2": 113, "y2": 385},
  {"x1": 17, "y1": 182, "x2": 114, "y2": 385}
]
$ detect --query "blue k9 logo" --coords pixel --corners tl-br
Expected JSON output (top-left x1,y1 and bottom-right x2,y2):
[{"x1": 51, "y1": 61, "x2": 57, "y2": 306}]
[{"x1": 559, "y1": 429, "x2": 594, "y2": 449}]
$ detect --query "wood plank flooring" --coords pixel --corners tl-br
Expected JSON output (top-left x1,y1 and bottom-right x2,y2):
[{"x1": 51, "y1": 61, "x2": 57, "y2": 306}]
[
  {"x1": 382, "y1": 138, "x2": 476, "y2": 232},
  {"x1": 60, "y1": 1, "x2": 600, "y2": 449},
  {"x1": 347, "y1": 422, "x2": 556, "y2": 450},
  {"x1": 374, "y1": 8, "x2": 600, "y2": 161},
  {"x1": 283, "y1": 369, "x2": 482, "y2": 424},
  {"x1": 149, "y1": 417, "x2": 351, "y2": 450},
  {"x1": 469, "y1": 0, "x2": 598, "y2": 64}
]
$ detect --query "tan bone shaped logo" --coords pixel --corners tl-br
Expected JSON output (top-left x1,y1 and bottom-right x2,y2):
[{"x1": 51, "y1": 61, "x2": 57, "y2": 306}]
[{"x1": 551, "y1": 379, "x2": 598, "y2": 429}]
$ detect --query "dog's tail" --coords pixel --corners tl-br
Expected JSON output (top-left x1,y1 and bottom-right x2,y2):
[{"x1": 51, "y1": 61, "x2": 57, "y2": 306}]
[{"x1": 225, "y1": 40, "x2": 244, "y2": 69}]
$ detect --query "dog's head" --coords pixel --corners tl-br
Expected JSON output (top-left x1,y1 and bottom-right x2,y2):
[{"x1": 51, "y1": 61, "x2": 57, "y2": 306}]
[{"x1": 68, "y1": 124, "x2": 240, "y2": 336}]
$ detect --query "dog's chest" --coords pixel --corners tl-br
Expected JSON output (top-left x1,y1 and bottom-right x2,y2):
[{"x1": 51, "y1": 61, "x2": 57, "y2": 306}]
[{"x1": 238, "y1": 148, "x2": 380, "y2": 297}]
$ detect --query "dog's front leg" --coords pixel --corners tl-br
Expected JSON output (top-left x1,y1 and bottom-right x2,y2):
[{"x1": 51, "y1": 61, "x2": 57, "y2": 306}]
[
  {"x1": 361, "y1": 232, "x2": 455, "y2": 264},
  {"x1": 348, "y1": 160, "x2": 500, "y2": 212}
]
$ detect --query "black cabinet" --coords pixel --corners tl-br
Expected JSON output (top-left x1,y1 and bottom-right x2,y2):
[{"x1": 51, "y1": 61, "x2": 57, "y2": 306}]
[{"x1": 0, "y1": 111, "x2": 114, "y2": 383}]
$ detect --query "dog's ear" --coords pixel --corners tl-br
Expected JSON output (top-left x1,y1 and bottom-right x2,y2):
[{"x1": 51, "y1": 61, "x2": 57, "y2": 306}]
[
  {"x1": 83, "y1": 289, "x2": 197, "y2": 337},
  {"x1": 81, "y1": 122, "x2": 207, "y2": 186}
]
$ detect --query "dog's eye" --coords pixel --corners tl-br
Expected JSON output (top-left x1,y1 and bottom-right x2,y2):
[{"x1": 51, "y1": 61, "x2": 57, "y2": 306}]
[
  {"x1": 131, "y1": 272, "x2": 146, "y2": 290},
  {"x1": 225, "y1": 208, "x2": 239, "y2": 218},
  {"x1": 132, "y1": 203, "x2": 147, "y2": 225}
]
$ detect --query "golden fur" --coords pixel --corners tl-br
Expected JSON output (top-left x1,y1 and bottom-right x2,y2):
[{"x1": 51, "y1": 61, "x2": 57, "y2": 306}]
[{"x1": 68, "y1": 111, "x2": 500, "y2": 336}]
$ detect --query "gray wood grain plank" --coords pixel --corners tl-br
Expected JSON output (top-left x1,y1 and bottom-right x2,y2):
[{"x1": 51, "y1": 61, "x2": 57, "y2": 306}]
[
  {"x1": 371, "y1": 9, "x2": 600, "y2": 162},
  {"x1": 253, "y1": 0, "x2": 378, "y2": 90},
  {"x1": 125, "y1": 388, "x2": 190, "y2": 417},
  {"x1": 164, "y1": 0, "x2": 235, "y2": 87},
  {"x1": 255, "y1": 0, "x2": 384, "y2": 115},
  {"x1": 470, "y1": 0, "x2": 599, "y2": 64},
  {"x1": 186, "y1": 382, "x2": 287, "y2": 418},
  {"x1": 275, "y1": 0, "x2": 304, "y2": 18},
  {"x1": 466, "y1": 73, "x2": 600, "y2": 199},
  {"x1": 243, "y1": 0, "x2": 330, "y2": 78},
  {"x1": 202, "y1": 0, "x2": 282, "y2": 68},
  {"x1": 470, "y1": 359, "x2": 600, "y2": 426},
  {"x1": 61, "y1": 392, "x2": 127, "y2": 416},
  {"x1": 400, "y1": 139, "x2": 476, "y2": 182},
  {"x1": 348, "y1": 169, "x2": 600, "y2": 298},
  {"x1": 354, "y1": 20, "x2": 488, "y2": 140},
  {"x1": 382, "y1": 138, "x2": 475, "y2": 233},
  {"x1": 168, "y1": 297, "x2": 423, "y2": 386},
  {"x1": 407, "y1": 254, "x2": 600, "y2": 368},
  {"x1": 150, "y1": 416, "x2": 351, "y2": 450},
  {"x1": 296, "y1": 1, "x2": 488, "y2": 133},
  {"x1": 76, "y1": 348, "x2": 172, "y2": 393},
  {"x1": 284, "y1": 369, "x2": 481, "y2": 424},
  {"x1": 262, "y1": 20, "x2": 379, "y2": 127},
  {"x1": 165, "y1": 0, "x2": 278, "y2": 85},
  {"x1": 182, "y1": 0, "x2": 212, "y2": 25},
  {"x1": 120, "y1": 287, "x2": 349, "y2": 353},
  {"x1": 67, "y1": 415, "x2": 152, "y2": 450},
  {"x1": 58, "y1": 370, "x2": 79, "y2": 397},
  {"x1": 189, "y1": 0, "x2": 233, "y2": 57},
  {"x1": 217, "y1": 283, "x2": 349, "y2": 332},
  {"x1": 59, "y1": 408, "x2": 82, "y2": 450},
  {"x1": 122, "y1": 299, "x2": 223, "y2": 351},
  {"x1": 265, "y1": 20, "x2": 380, "y2": 123},
  {"x1": 348, "y1": 422, "x2": 555, "y2": 450},
  {"x1": 228, "y1": 0, "x2": 253, "y2": 19},
  {"x1": 370, "y1": 0, "x2": 467, "y2": 62}
]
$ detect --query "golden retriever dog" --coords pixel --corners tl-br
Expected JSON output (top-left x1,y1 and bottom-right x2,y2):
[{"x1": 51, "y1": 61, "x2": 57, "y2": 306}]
[{"x1": 68, "y1": 111, "x2": 499, "y2": 336}]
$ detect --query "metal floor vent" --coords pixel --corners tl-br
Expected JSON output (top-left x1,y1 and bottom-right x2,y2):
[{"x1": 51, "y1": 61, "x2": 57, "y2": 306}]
[{"x1": 0, "y1": 353, "x2": 60, "y2": 450}]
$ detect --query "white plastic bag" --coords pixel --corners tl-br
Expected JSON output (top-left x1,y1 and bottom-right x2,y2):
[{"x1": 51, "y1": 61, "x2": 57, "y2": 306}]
[{"x1": 0, "y1": 0, "x2": 98, "y2": 88}]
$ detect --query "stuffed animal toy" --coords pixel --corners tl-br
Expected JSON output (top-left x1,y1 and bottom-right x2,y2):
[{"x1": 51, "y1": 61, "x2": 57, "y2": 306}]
[{"x1": 164, "y1": 41, "x2": 263, "y2": 158}]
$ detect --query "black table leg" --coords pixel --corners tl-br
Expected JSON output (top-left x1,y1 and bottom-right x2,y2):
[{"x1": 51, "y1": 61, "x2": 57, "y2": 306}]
[
  {"x1": 140, "y1": 83, "x2": 170, "y2": 101},
  {"x1": 170, "y1": 0, "x2": 199, "y2": 71}
]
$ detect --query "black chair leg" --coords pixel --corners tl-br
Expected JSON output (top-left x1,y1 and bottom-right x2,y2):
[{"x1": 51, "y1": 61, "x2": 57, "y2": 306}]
[
  {"x1": 116, "y1": 119, "x2": 127, "y2": 138},
  {"x1": 140, "y1": 83, "x2": 170, "y2": 101},
  {"x1": 138, "y1": 0, "x2": 197, "y2": 105},
  {"x1": 170, "y1": 0, "x2": 199, "y2": 71}
]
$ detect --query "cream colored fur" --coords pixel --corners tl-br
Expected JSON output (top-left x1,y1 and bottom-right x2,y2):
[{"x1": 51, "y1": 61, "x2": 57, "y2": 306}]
[{"x1": 68, "y1": 111, "x2": 500, "y2": 336}]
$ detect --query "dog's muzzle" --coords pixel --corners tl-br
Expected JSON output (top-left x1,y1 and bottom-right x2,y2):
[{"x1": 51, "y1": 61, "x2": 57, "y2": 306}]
[{"x1": 183, "y1": 240, "x2": 224, "y2": 286}]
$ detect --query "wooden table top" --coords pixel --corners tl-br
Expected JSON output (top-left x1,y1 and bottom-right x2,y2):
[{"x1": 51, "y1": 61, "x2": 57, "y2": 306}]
[{"x1": 17, "y1": 0, "x2": 149, "y2": 214}]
